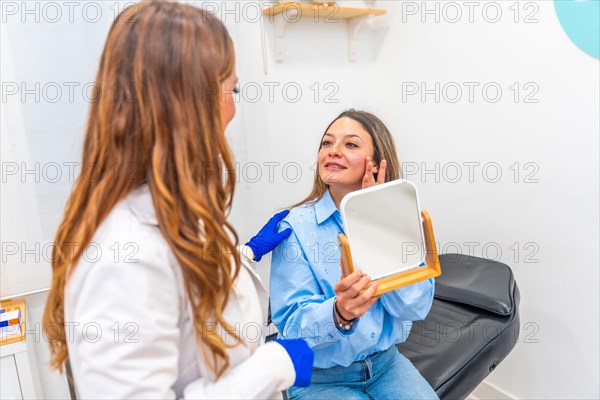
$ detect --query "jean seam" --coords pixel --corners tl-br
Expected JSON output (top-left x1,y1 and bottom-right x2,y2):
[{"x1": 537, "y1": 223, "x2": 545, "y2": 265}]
[{"x1": 367, "y1": 347, "x2": 396, "y2": 384}]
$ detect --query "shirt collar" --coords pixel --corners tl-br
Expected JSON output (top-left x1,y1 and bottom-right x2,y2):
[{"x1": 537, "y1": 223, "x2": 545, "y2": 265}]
[{"x1": 315, "y1": 189, "x2": 339, "y2": 225}]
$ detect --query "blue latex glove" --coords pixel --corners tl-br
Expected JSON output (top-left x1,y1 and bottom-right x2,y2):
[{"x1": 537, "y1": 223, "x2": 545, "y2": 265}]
[
  {"x1": 245, "y1": 210, "x2": 292, "y2": 262},
  {"x1": 274, "y1": 339, "x2": 314, "y2": 387}
]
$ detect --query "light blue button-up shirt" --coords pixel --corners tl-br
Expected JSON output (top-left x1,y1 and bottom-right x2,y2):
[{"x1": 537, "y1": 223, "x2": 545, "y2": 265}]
[{"x1": 270, "y1": 189, "x2": 435, "y2": 368}]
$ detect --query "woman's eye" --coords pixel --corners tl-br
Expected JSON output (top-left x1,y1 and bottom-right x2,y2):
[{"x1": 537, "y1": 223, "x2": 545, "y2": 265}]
[
  {"x1": 346, "y1": 142, "x2": 358, "y2": 148},
  {"x1": 232, "y1": 82, "x2": 240, "y2": 94},
  {"x1": 321, "y1": 141, "x2": 332, "y2": 146}
]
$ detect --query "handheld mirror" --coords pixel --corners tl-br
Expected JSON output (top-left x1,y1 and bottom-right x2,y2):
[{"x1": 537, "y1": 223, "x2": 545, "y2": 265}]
[{"x1": 338, "y1": 180, "x2": 441, "y2": 296}]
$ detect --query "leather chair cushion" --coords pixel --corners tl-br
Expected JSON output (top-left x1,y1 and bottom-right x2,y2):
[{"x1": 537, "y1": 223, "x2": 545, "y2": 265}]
[{"x1": 434, "y1": 254, "x2": 516, "y2": 316}]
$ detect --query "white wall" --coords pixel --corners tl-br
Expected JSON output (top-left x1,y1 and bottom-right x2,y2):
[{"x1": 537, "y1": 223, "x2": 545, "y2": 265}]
[
  {"x1": 2, "y1": 2, "x2": 116, "y2": 397},
  {"x1": 1, "y1": 1, "x2": 598, "y2": 398},
  {"x1": 229, "y1": 1, "x2": 599, "y2": 398}
]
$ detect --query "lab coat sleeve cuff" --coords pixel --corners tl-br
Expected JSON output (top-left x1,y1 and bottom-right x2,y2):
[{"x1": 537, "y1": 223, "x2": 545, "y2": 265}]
[
  {"x1": 261, "y1": 341, "x2": 297, "y2": 390},
  {"x1": 239, "y1": 245, "x2": 257, "y2": 266},
  {"x1": 182, "y1": 342, "x2": 296, "y2": 399}
]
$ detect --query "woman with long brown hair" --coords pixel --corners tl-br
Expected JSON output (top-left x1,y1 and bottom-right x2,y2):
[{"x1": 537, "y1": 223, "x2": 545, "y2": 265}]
[
  {"x1": 42, "y1": 2, "x2": 312, "y2": 398},
  {"x1": 270, "y1": 110, "x2": 438, "y2": 399}
]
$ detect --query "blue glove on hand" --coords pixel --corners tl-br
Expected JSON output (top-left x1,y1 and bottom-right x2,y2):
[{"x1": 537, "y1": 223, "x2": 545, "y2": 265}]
[
  {"x1": 274, "y1": 338, "x2": 314, "y2": 387},
  {"x1": 245, "y1": 210, "x2": 292, "y2": 262}
]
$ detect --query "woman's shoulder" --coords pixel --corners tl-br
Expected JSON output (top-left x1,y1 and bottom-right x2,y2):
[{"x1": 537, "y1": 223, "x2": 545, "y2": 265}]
[
  {"x1": 282, "y1": 202, "x2": 317, "y2": 227},
  {"x1": 75, "y1": 187, "x2": 174, "y2": 275},
  {"x1": 278, "y1": 203, "x2": 321, "y2": 245},
  {"x1": 95, "y1": 188, "x2": 165, "y2": 248},
  {"x1": 66, "y1": 188, "x2": 182, "y2": 306}
]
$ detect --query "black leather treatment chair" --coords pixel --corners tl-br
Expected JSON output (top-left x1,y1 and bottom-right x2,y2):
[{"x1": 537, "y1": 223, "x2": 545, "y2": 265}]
[{"x1": 396, "y1": 253, "x2": 520, "y2": 399}]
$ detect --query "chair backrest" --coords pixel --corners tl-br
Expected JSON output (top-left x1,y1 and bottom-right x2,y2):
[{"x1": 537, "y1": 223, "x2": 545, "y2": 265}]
[{"x1": 65, "y1": 358, "x2": 78, "y2": 400}]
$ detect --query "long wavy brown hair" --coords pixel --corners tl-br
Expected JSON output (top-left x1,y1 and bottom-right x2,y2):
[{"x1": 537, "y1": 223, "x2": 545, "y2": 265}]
[
  {"x1": 43, "y1": 1, "x2": 241, "y2": 377},
  {"x1": 291, "y1": 109, "x2": 403, "y2": 208}
]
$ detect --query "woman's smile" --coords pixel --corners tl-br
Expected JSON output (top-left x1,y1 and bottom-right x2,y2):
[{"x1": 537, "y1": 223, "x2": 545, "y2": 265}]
[{"x1": 323, "y1": 162, "x2": 347, "y2": 171}]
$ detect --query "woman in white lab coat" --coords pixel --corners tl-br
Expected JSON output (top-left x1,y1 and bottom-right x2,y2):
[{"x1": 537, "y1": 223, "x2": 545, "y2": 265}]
[{"x1": 42, "y1": 2, "x2": 312, "y2": 398}]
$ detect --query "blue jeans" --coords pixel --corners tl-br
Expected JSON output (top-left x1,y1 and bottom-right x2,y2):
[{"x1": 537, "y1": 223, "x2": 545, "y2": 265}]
[{"x1": 287, "y1": 346, "x2": 439, "y2": 400}]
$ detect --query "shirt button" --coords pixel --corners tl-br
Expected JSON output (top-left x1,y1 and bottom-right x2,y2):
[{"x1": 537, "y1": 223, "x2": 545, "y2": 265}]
[{"x1": 371, "y1": 332, "x2": 375, "y2": 339}]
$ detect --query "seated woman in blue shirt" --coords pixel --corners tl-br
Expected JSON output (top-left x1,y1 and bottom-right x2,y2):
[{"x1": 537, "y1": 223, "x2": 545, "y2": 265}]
[{"x1": 270, "y1": 109, "x2": 438, "y2": 400}]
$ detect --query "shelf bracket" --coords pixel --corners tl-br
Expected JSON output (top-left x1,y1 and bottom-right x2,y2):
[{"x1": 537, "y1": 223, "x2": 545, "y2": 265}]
[
  {"x1": 273, "y1": 9, "x2": 299, "y2": 63},
  {"x1": 348, "y1": 16, "x2": 367, "y2": 63},
  {"x1": 348, "y1": 15, "x2": 387, "y2": 62}
]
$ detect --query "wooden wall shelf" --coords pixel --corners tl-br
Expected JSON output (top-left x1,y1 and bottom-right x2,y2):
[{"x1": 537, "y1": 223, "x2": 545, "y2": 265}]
[
  {"x1": 263, "y1": 2, "x2": 387, "y2": 20},
  {"x1": 262, "y1": 2, "x2": 388, "y2": 62}
]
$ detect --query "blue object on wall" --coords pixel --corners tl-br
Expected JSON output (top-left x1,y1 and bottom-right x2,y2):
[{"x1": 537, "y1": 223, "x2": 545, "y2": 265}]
[{"x1": 554, "y1": 0, "x2": 600, "y2": 59}]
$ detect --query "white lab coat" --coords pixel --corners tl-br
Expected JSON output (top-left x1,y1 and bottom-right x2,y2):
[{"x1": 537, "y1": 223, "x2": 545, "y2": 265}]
[{"x1": 64, "y1": 185, "x2": 295, "y2": 399}]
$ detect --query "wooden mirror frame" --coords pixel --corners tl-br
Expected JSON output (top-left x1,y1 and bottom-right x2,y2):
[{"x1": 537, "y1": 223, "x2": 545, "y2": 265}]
[{"x1": 338, "y1": 210, "x2": 441, "y2": 296}]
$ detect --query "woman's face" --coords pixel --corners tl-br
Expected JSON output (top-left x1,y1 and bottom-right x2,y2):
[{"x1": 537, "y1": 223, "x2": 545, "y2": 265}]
[
  {"x1": 317, "y1": 117, "x2": 375, "y2": 190},
  {"x1": 220, "y1": 71, "x2": 238, "y2": 129}
]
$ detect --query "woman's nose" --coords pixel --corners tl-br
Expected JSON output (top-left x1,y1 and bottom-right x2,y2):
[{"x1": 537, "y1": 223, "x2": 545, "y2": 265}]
[{"x1": 329, "y1": 144, "x2": 342, "y2": 156}]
